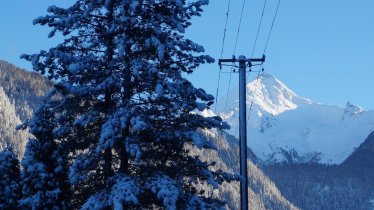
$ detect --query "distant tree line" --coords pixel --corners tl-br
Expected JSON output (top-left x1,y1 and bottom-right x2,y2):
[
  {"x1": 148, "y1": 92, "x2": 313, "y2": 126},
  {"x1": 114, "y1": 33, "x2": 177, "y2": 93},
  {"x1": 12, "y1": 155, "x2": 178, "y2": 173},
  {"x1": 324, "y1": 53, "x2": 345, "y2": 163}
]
[{"x1": 263, "y1": 162, "x2": 374, "y2": 210}]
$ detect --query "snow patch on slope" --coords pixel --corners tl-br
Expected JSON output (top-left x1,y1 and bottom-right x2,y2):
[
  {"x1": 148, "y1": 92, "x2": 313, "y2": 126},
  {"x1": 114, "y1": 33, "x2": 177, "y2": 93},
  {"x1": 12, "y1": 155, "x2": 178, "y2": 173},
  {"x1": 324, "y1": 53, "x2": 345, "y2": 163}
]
[{"x1": 0, "y1": 87, "x2": 30, "y2": 156}]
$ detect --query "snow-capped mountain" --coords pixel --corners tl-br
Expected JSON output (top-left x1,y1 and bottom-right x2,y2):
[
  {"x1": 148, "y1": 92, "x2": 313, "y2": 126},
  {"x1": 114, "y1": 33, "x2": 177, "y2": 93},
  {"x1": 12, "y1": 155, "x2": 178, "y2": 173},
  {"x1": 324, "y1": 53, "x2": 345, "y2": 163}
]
[{"x1": 216, "y1": 73, "x2": 374, "y2": 164}]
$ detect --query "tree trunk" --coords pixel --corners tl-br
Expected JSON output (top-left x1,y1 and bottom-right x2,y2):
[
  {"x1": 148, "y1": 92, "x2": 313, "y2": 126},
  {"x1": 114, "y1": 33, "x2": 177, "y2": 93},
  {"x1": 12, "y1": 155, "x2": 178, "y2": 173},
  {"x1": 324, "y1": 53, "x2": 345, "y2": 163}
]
[{"x1": 104, "y1": 148, "x2": 113, "y2": 179}]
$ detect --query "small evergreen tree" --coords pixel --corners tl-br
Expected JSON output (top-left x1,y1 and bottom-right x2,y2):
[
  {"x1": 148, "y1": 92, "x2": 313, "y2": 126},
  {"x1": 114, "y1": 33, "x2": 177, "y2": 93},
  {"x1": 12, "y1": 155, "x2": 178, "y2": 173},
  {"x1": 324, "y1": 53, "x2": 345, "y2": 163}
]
[
  {"x1": 22, "y1": 0, "x2": 234, "y2": 208},
  {"x1": 0, "y1": 147, "x2": 21, "y2": 209},
  {"x1": 18, "y1": 104, "x2": 70, "y2": 209}
]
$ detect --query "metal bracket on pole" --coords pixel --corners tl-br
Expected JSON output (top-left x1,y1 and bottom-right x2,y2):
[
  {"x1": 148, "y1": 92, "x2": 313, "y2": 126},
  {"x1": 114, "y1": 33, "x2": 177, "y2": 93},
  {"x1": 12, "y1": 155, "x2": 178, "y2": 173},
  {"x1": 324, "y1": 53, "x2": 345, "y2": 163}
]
[
  {"x1": 218, "y1": 54, "x2": 265, "y2": 210},
  {"x1": 218, "y1": 54, "x2": 265, "y2": 67}
]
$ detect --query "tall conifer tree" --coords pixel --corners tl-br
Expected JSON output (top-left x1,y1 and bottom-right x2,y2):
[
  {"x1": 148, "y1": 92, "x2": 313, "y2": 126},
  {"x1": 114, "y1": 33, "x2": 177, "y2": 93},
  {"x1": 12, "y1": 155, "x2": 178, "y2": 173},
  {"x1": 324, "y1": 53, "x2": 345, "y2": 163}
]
[
  {"x1": 22, "y1": 0, "x2": 234, "y2": 208},
  {"x1": 18, "y1": 104, "x2": 71, "y2": 209},
  {"x1": 0, "y1": 147, "x2": 21, "y2": 209}
]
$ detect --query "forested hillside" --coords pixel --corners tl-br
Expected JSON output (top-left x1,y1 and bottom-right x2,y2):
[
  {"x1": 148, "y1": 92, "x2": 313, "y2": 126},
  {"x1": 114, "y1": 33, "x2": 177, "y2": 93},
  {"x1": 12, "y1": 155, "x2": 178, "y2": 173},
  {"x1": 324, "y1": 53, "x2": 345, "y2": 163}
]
[
  {"x1": 0, "y1": 60, "x2": 51, "y2": 156},
  {"x1": 0, "y1": 60, "x2": 51, "y2": 121},
  {"x1": 263, "y1": 133, "x2": 374, "y2": 210},
  {"x1": 198, "y1": 130, "x2": 299, "y2": 210}
]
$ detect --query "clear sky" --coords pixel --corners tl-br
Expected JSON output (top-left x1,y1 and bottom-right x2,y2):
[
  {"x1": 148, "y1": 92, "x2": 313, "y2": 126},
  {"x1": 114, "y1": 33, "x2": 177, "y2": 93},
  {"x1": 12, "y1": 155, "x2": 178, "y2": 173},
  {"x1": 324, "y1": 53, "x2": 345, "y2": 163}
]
[{"x1": 1, "y1": 0, "x2": 373, "y2": 110}]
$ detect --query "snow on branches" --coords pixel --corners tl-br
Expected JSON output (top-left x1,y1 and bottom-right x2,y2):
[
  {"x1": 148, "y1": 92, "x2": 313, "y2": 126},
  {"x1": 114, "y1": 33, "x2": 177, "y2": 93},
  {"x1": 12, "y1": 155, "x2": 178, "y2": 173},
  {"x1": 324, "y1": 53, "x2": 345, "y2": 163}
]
[{"x1": 20, "y1": 0, "x2": 233, "y2": 208}]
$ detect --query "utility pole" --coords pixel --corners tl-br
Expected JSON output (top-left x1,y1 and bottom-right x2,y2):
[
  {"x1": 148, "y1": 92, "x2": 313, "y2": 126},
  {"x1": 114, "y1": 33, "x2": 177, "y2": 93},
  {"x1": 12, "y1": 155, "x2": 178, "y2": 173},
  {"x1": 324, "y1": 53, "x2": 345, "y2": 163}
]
[{"x1": 218, "y1": 55, "x2": 265, "y2": 210}]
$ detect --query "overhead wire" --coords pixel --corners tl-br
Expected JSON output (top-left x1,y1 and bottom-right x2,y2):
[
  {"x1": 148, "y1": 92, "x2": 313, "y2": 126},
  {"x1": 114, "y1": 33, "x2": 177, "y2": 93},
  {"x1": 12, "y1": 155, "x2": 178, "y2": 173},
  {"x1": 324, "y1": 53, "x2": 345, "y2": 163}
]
[
  {"x1": 249, "y1": 0, "x2": 281, "y2": 119},
  {"x1": 246, "y1": 0, "x2": 268, "y2": 82},
  {"x1": 215, "y1": 0, "x2": 281, "y2": 137},
  {"x1": 235, "y1": 0, "x2": 281, "y2": 137},
  {"x1": 233, "y1": 0, "x2": 247, "y2": 54},
  {"x1": 247, "y1": 0, "x2": 281, "y2": 121},
  {"x1": 215, "y1": 0, "x2": 232, "y2": 113},
  {"x1": 224, "y1": 0, "x2": 248, "y2": 114},
  {"x1": 251, "y1": 0, "x2": 268, "y2": 58},
  {"x1": 263, "y1": 0, "x2": 281, "y2": 54},
  {"x1": 235, "y1": 0, "x2": 266, "y2": 137},
  {"x1": 221, "y1": 0, "x2": 232, "y2": 59}
]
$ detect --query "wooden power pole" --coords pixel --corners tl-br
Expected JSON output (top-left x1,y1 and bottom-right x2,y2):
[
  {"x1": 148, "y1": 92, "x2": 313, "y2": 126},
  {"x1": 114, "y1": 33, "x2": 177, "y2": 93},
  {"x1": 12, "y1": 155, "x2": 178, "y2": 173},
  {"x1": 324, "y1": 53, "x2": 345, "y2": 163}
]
[{"x1": 218, "y1": 55, "x2": 265, "y2": 210}]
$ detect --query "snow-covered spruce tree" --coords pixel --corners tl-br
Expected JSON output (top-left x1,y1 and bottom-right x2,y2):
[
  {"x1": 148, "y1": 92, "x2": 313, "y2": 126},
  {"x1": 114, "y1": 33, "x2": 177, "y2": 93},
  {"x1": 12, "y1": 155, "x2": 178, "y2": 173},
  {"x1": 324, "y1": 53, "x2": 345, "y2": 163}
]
[
  {"x1": 0, "y1": 147, "x2": 21, "y2": 209},
  {"x1": 22, "y1": 0, "x2": 235, "y2": 209},
  {"x1": 17, "y1": 103, "x2": 71, "y2": 209}
]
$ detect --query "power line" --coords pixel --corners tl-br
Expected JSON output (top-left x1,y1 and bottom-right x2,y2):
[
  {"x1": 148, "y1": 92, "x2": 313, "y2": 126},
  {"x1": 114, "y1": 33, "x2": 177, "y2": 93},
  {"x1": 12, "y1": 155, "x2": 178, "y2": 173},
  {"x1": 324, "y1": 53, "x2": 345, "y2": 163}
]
[
  {"x1": 215, "y1": 68, "x2": 223, "y2": 113},
  {"x1": 236, "y1": 0, "x2": 281, "y2": 137},
  {"x1": 263, "y1": 0, "x2": 281, "y2": 54},
  {"x1": 247, "y1": 0, "x2": 268, "y2": 84},
  {"x1": 224, "y1": 0, "x2": 247, "y2": 114},
  {"x1": 223, "y1": 0, "x2": 281, "y2": 137},
  {"x1": 248, "y1": 0, "x2": 281, "y2": 119},
  {"x1": 233, "y1": 0, "x2": 247, "y2": 53},
  {"x1": 235, "y1": 0, "x2": 267, "y2": 136},
  {"x1": 224, "y1": 72, "x2": 233, "y2": 112},
  {"x1": 220, "y1": 0, "x2": 232, "y2": 58},
  {"x1": 251, "y1": 0, "x2": 268, "y2": 57},
  {"x1": 215, "y1": 0, "x2": 232, "y2": 113}
]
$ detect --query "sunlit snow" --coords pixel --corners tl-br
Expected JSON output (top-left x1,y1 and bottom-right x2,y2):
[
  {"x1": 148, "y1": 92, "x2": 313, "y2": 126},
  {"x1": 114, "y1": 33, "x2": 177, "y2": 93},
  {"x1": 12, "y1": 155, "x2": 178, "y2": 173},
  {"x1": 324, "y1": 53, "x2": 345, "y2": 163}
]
[{"x1": 216, "y1": 73, "x2": 374, "y2": 164}]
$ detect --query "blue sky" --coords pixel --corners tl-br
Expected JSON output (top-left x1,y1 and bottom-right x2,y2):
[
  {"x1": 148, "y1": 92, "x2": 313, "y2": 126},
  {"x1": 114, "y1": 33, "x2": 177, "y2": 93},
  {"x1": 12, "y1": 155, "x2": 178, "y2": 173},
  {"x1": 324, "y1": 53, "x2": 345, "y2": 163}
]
[{"x1": 1, "y1": 0, "x2": 373, "y2": 109}]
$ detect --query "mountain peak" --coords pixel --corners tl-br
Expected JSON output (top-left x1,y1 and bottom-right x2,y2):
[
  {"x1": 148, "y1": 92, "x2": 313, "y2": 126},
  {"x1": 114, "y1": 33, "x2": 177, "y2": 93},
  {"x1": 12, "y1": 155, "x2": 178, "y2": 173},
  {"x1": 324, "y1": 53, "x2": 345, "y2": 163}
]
[
  {"x1": 246, "y1": 73, "x2": 310, "y2": 115},
  {"x1": 345, "y1": 101, "x2": 364, "y2": 112},
  {"x1": 342, "y1": 101, "x2": 364, "y2": 120},
  {"x1": 256, "y1": 72, "x2": 276, "y2": 80}
]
